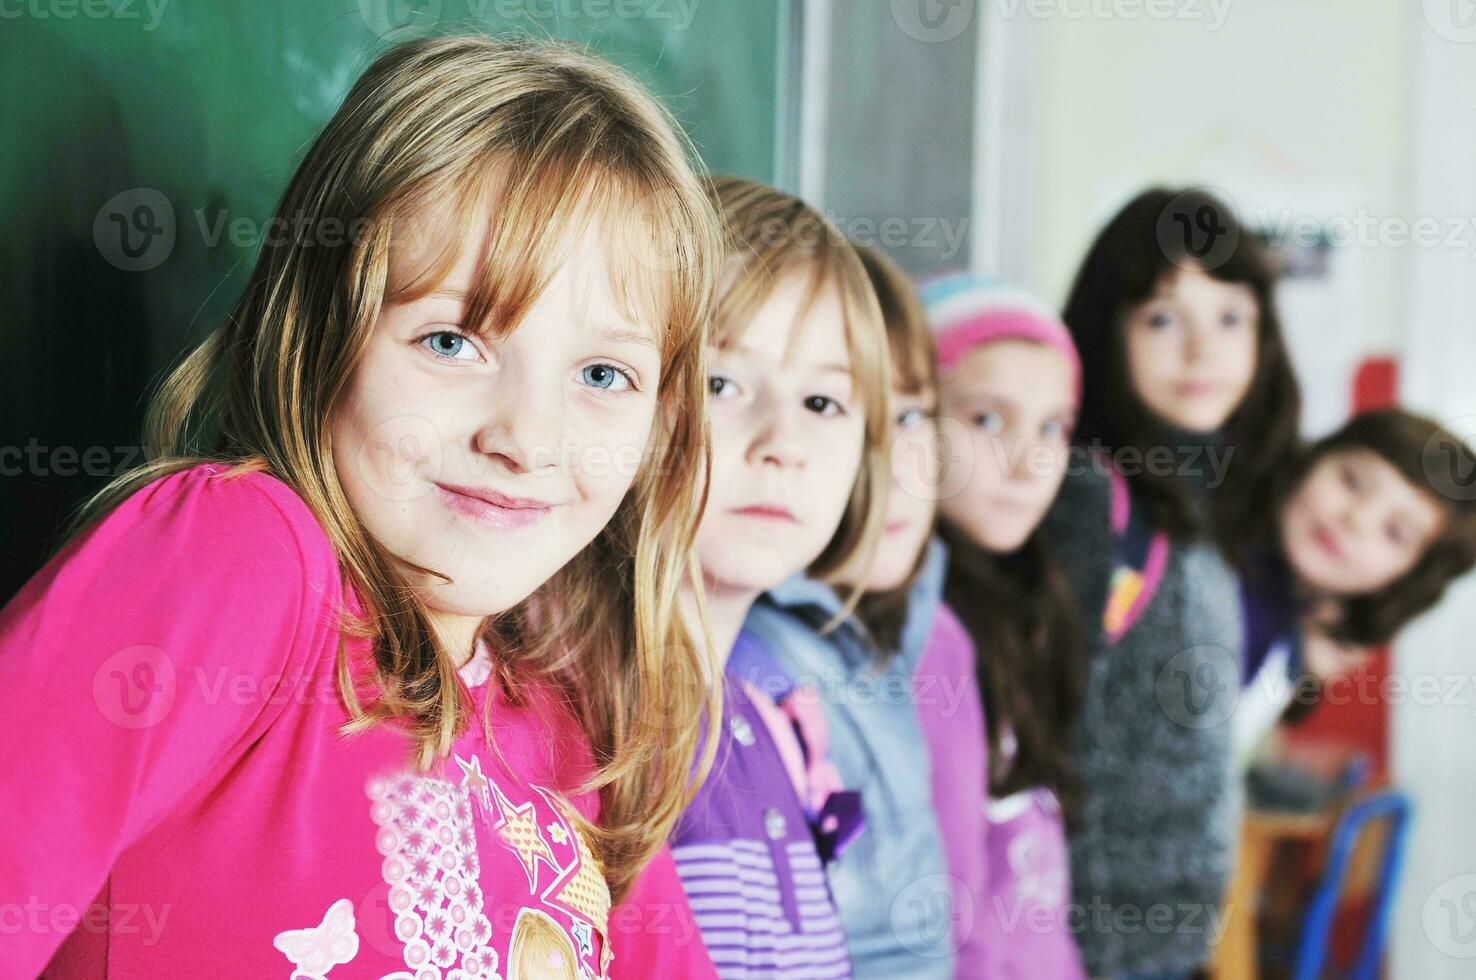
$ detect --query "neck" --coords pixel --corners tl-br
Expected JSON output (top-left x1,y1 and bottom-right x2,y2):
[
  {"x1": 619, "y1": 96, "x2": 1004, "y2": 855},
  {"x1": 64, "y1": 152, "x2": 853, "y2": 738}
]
[
  {"x1": 426, "y1": 612, "x2": 484, "y2": 668},
  {"x1": 681, "y1": 576, "x2": 761, "y2": 674}
]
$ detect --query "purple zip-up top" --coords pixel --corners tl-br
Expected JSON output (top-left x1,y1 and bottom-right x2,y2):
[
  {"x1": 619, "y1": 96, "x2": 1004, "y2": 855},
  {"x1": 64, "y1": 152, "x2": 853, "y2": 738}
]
[{"x1": 672, "y1": 630, "x2": 862, "y2": 979}]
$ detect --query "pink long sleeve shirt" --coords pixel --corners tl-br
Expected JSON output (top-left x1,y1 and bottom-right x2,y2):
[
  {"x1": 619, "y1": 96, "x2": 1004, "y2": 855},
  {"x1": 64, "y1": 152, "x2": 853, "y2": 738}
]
[
  {"x1": 914, "y1": 603, "x2": 1086, "y2": 979},
  {"x1": 0, "y1": 464, "x2": 713, "y2": 980}
]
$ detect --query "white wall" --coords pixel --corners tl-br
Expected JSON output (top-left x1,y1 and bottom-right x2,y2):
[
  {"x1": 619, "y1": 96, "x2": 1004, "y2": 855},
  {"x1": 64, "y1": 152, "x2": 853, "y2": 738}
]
[
  {"x1": 1390, "y1": 5, "x2": 1476, "y2": 977},
  {"x1": 1011, "y1": 0, "x2": 1415, "y2": 433}
]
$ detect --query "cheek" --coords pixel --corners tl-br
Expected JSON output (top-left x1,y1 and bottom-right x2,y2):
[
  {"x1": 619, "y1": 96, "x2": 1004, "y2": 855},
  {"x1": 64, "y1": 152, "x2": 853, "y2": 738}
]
[
  {"x1": 1126, "y1": 330, "x2": 1176, "y2": 387},
  {"x1": 570, "y1": 399, "x2": 660, "y2": 508},
  {"x1": 331, "y1": 361, "x2": 448, "y2": 507},
  {"x1": 1225, "y1": 331, "x2": 1260, "y2": 388},
  {"x1": 704, "y1": 412, "x2": 746, "y2": 503},
  {"x1": 1359, "y1": 545, "x2": 1415, "y2": 591},
  {"x1": 938, "y1": 430, "x2": 997, "y2": 519},
  {"x1": 890, "y1": 426, "x2": 942, "y2": 510},
  {"x1": 967, "y1": 430, "x2": 1009, "y2": 491}
]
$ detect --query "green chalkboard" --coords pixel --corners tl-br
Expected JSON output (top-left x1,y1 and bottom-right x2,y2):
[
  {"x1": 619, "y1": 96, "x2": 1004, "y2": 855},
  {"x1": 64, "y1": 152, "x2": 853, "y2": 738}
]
[{"x1": 0, "y1": 0, "x2": 785, "y2": 595}]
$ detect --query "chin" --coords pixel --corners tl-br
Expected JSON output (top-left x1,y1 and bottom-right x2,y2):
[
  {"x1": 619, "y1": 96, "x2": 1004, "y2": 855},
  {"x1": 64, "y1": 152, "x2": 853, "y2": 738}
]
[
  {"x1": 1165, "y1": 407, "x2": 1233, "y2": 434},
  {"x1": 429, "y1": 584, "x2": 536, "y2": 619},
  {"x1": 866, "y1": 561, "x2": 913, "y2": 594},
  {"x1": 704, "y1": 555, "x2": 804, "y2": 597}
]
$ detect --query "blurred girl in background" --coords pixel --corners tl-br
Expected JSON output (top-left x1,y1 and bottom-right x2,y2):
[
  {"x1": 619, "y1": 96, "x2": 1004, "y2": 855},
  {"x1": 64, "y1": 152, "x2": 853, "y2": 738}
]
[
  {"x1": 923, "y1": 274, "x2": 1089, "y2": 979},
  {"x1": 1236, "y1": 409, "x2": 1476, "y2": 762},
  {"x1": 1047, "y1": 186, "x2": 1302, "y2": 979}
]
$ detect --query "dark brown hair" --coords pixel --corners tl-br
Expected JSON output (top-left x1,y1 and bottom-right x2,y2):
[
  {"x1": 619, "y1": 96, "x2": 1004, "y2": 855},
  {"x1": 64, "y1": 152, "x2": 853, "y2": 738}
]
[
  {"x1": 939, "y1": 521, "x2": 1084, "y2": 819},
  {"x1": 1277, "y1": 409, "x2": 1476, "y2": 646},
  {"x1": 850, "y1": 245, "x2": 939, "y2": 655},
  {"x1": 1062, "y1": 187, "x2": 1302, "y2": 555}
]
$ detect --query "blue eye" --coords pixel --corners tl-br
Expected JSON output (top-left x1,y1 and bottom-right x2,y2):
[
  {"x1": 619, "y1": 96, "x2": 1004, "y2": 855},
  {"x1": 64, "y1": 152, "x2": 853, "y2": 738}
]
[
  {"x1": 580, "y1": 363, "x2": 633, "y2": 392},
  {"x1": 1147, "y1": 312, "x2": 1176, "y2": 330},
  {"x1": 973, "y1": 411, "x2": 1004, "y2": 433},
  {"x1": 896, "y1": 408, "x2": 927, "y2": 430},
  {"x1": 1042, "y1": 418, "x2": 1066, "y2": 439},
  {"x1": 805, "y1": 395, "x2": 844, "y2": 417},
  {"x1": 709, "y1": 375, "x2": 736, "y2": 399},
  {"x1": 421, "y1": 331, "x2": 480, "y2": 362}
]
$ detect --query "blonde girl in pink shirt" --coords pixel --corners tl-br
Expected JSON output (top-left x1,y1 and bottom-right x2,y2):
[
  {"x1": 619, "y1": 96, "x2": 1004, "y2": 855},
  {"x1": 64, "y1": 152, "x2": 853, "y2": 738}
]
[{"x1": 0, "y1": 35, "x2": 723, "y2": 979}]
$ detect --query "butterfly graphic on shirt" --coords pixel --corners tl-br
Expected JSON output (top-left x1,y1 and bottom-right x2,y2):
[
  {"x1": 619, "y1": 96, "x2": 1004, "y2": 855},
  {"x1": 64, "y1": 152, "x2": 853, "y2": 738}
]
[{"x1": 273, "y1": 897, "x2": 361, "y2": 980}]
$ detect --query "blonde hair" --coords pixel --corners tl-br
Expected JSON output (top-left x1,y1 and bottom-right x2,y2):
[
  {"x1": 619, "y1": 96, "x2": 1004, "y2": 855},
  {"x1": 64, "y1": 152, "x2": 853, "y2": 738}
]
[
  {"x1": 508, "y1": 908, "x2": 581, "y2": 978},
  {"x1": 74, "y1": 34, "x2": 721, "y2": 902},
  {"x1": 707, "y1": 176, "x2": 891, "y2": 605}
]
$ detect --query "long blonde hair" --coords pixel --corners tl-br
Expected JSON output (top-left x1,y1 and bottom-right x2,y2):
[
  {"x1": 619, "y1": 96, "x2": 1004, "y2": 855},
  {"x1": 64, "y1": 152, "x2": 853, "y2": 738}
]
[
  {"x1": 707, "y1": 177, "x2": 892, "y2": 611},
  {"x1": 74, "y1": 34, "x2": 722, "y2": 901}
]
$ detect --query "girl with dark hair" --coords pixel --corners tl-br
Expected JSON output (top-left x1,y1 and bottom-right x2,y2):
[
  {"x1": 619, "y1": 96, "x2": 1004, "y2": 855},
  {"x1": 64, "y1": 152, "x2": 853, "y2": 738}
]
[
  {"x1": 1046, "y1": 186, "x2": 1301, "y2": 978},
  {"x1": 919, "y1": 273, "x2": 1089, "y2": 979},
  {"x1": 1237, "y1": 409, "x2": 1476, "y2": 759}
]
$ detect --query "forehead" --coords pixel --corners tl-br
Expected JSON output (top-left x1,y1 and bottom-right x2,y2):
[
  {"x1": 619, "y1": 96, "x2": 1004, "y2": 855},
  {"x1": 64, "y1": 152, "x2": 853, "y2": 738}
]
[
  {"x1": 1156, "y1": 265, "x2": 1256, "y2": 304},
  {"x1": 386, "y1": 181, "x2": 670, "y2": 344},
  {"x1": 943, "y1": 340, "x2": 1073, "y2": 401},
  {"x1": 719, "y1": 269, "x2": 850, "y2": 368},
  {"x1": 1323, "y1": 448, "x2": 1446, "y2": 521}
]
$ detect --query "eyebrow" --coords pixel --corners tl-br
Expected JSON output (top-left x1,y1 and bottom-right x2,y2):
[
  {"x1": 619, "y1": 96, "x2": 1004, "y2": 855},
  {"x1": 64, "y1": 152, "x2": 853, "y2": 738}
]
[
  {"x1": 721, "y1": 342, "x2": 851, "y2": 377},
  {"x1": 596, "y1": 326, "x2": 660, "y2": 352}
]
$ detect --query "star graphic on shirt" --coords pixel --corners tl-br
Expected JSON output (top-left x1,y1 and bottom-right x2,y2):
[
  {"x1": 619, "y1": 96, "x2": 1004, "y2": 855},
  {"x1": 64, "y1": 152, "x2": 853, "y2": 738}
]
[
  {"x1": 490, "y1": 781, "x2": 561, "y2": 892},
  {"x1": 455, "y1": 752, "x2": 494, "y2": 826},
  {"x1": 570, "y1": 919, "x2": 594, "y2": 958}
]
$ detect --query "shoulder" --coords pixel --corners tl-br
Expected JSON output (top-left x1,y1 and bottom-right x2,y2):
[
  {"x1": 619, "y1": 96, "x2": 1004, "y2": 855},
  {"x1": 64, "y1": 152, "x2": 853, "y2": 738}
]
[
  {"x1": 78, "y1": 462, "x2": 336, "y2": 575},
  {"x1": 919, "y1": 602, "x2": 974, "y2": 677},
  {"x1": 1044, "y1": 461, "x2": 1113, "y2": 549},
  {"x1": 21, "y1": 462, "x2": 346, "y2": 655},
  {"x1": 742, "y1": 598, "x2": 835, "y2": 676}
]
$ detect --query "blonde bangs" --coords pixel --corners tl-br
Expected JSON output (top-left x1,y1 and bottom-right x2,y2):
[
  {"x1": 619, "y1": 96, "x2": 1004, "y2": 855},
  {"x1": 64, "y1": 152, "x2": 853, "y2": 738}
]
[
  {"x1": 707, "y1": 176, "x2": 892, "y2": 614},
  {"x1": 379, "y1": 116, "x2": 715, "y2": 385}
]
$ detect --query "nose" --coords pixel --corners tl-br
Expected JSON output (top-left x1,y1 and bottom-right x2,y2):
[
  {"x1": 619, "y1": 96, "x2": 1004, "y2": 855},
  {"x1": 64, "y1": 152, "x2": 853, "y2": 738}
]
[
  {"x1": 471, "y1": 365, "x2": 563, "y2": 475},
  {"x1": 747, "y1": 394, "x2": 807, "y2": 470},
  {"x1": 1001, "y1": 425, "x2": 1046, "y2": 483},
  {"x1": 1182, "y1": 317, "x2": 1209, "y2": 365},
  {"x1": 1339, "y1": 500, "x2": 1373, "y2": 538}
]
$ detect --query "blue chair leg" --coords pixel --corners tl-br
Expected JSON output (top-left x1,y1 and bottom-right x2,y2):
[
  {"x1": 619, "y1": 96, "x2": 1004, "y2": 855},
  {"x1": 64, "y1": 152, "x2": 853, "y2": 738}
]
[{"x1": 1290, "y1": 791, "x2": 1413, "y2": 980}]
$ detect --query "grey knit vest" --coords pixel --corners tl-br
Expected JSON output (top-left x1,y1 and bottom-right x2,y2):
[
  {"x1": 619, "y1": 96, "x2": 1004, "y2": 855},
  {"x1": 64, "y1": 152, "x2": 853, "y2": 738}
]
[{"x1": 1046, "y1": 464, "x2": 1243, "y2": 976}]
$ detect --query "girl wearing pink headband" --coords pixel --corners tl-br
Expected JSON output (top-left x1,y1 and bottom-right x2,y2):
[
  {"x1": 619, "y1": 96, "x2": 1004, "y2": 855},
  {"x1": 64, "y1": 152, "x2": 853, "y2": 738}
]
[{"x1": 916, "y1": 272, "x2": 1089, "y2": 978}]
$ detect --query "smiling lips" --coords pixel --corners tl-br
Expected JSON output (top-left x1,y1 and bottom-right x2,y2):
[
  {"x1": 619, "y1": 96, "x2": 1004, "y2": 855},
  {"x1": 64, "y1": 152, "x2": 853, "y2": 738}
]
[
  {"x1": 1311, "y1": 521, "x2": 1346, "y2": 562},
  {"x1": 1175, "y1": 379, "x2": 1221, "y2": 399},
  {"x1": 435, "y1": 482, "x2": 557, "y2": 530},
  {"x1": 731, "y1": 504, "x2": 799, "y2": 524}
]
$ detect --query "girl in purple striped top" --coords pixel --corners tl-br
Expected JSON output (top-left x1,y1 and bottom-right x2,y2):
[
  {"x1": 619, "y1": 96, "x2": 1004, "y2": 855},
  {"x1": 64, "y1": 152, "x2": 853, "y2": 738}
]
[{"x1": 668, "y1": 177, "x2": 894, "y2": 979}]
